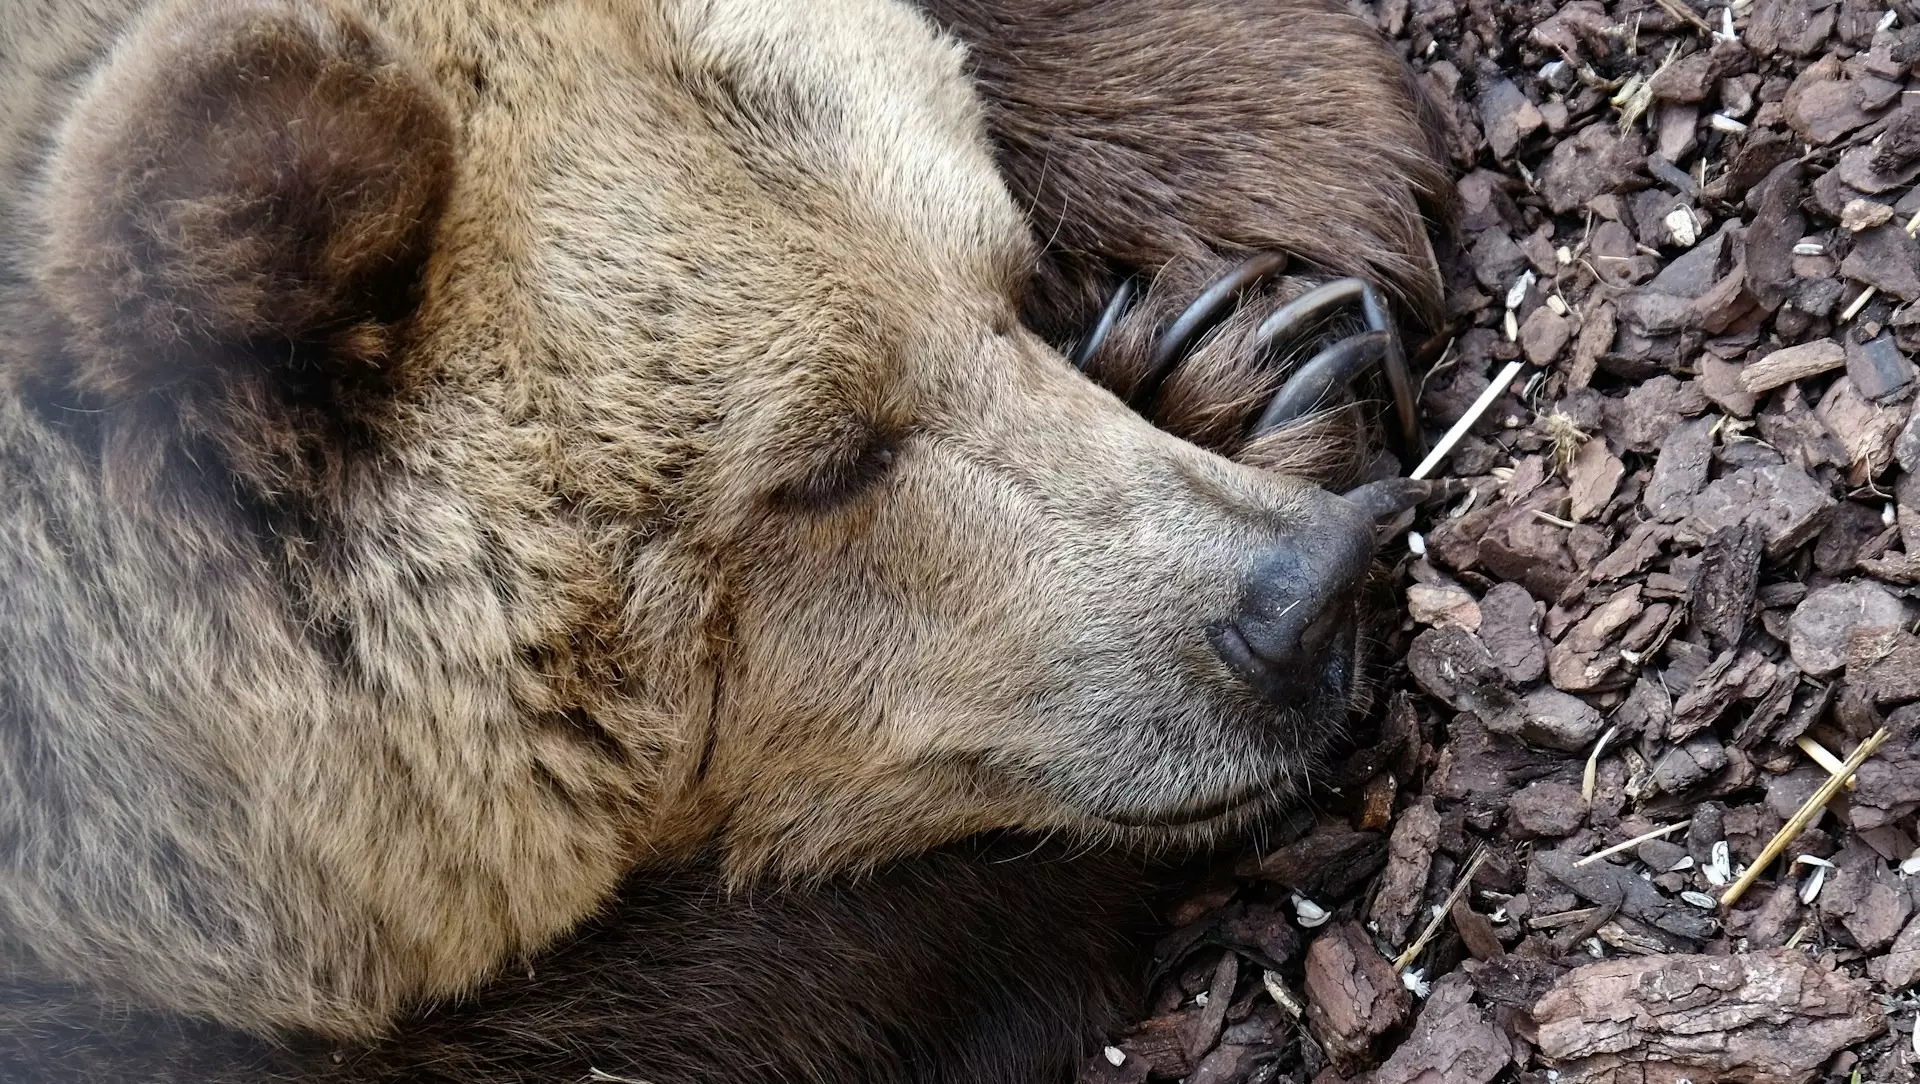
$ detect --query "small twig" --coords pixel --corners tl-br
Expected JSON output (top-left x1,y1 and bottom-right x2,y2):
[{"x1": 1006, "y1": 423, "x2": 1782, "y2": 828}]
[
  {"x1": 1395, "y1": 846, "x2": 1489, "y2": 972},
  {"x1": 1533, "y1": 509, "x2": 1581, "y2": 529},
  {"x1": 1840, "y1": 284, "x2": 1879, "y2": 323},
  {"x1": 1795, "y1": 735, "x2": 1859, "y2": 791},
  {"x1": 1721, "y1": 727, "x2": 1891, "y2": 908},
  {"x1": 1582, "y1": 724, "x2": 1620, "y2": 803},
  {"x1": 1574, "y1": 820, "x2": 1690, "y2": 867},
  {"x1": 1650, "y1": 0, "x2": 1716, "y2": 31},
  {"x1": 1412, "y1": 360, "x2": 1527, "y2": 480}
]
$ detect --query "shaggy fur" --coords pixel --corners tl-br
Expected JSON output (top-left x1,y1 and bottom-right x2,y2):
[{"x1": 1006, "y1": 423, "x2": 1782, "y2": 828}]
[
  {"x1": 917, "y1": 0, "x2": 1454, "y2": 344},
  {"x1": 3, "y1": 839, "x2": 1162, "y2": 1084},
  {"x1": 0, "y1": 0, "x2": 1448, "y2": 1072}
]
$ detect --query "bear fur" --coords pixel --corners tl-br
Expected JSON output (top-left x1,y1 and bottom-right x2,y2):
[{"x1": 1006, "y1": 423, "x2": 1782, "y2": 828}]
[{"x1": 0, "y1": 0, "x2": 1448, "y2": 1077}]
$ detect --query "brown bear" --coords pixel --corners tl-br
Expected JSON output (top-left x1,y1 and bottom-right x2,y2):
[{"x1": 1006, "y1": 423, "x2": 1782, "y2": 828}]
[{"x1": 0, "y1": 0, "x2": 1450, "y2": 1079}]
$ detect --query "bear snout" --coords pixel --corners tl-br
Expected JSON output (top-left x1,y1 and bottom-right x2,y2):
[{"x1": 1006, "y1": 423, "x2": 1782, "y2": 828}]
[{"x1": 1207, "y1": 489, "x2": 1375, "y2": 708}]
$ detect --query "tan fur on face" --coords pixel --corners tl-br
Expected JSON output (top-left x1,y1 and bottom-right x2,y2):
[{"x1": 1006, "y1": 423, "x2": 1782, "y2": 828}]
[{"x1": 0, "y1": 0, "x2": 1444, "y2": 1044}]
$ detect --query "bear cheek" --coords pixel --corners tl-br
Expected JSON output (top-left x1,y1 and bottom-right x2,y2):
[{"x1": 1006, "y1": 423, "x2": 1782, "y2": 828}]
[{"x1": 39, "y1": 0, "x2": 454, "y2": 411}]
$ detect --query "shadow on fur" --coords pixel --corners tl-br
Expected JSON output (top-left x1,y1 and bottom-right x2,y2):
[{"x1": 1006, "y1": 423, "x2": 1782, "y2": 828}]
[{"x1": 1, "y1": 838, "x2": 1168, "y2": 1084}]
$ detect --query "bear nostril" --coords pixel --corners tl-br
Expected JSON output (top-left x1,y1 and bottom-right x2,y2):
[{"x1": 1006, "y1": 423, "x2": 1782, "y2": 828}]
[{"x1": 1295, "y1": 594, "x2": 1353, "y2": 662}]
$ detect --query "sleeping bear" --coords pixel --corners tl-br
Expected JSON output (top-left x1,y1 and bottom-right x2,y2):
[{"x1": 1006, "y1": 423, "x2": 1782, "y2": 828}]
[{"x1": 0, "y1": 0, "x2": 1451, "y2": 1079}]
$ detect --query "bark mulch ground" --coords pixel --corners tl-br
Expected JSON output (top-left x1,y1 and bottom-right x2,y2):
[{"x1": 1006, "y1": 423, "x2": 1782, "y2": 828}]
[{"x1": 1081, "y1": 0, "x2": 1920, "y2": 1081}]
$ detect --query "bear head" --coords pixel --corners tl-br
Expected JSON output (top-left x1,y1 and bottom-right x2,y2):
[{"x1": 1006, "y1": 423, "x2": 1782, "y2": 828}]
[{"x1": 4, "y1": 0, "x2": 1403, "y2": 1035}]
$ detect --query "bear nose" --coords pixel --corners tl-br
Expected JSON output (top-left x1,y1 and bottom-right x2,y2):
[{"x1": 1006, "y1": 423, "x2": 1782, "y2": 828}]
[{"x1": 1208, "y1": 489, "x2": 1376, "y2": 706}]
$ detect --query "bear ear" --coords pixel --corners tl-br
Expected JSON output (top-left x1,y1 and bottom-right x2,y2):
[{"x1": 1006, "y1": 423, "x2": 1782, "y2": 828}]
[{"x1": 42, "y1": 0, "x2": 455, "y2": 403}]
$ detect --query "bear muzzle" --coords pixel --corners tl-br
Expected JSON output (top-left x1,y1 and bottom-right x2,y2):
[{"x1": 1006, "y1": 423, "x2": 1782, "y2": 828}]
[
  {"x1": 1207, "y1": 486, "x2": 1373, "y2": 709},
  {"x1": 1208, "y1": 476, "x2": 1452, "y2": 710}
]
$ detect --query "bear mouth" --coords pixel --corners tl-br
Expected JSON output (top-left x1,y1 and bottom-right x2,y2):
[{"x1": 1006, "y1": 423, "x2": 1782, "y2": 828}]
[
  {"x1": 1093, "y1": 639, "x2": 1359, "y2": 831},
  {"x1": 1094, "y1": 776, "x2": 1283, "y2": 829}
]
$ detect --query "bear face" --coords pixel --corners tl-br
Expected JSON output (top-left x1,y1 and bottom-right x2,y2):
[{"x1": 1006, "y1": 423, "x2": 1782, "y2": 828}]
[{"x1": 0, "y1": 0, "x2": 1438, "y2": 1044}]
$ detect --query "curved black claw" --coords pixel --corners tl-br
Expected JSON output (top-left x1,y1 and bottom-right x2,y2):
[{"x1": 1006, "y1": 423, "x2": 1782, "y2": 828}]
[
  {"x1": 1339, "y1": 477, "x2": 1465, "y2": 521},
  {"x1": 1130, "y1": 252, "x2": 1290, "y2": 408},
  {"x1": 1070, "y1": 261, "x2": 1429, "y2": 478},
  {"x1": 1253, "y1": 277, "x2": 1424, "y2": 464},
  {"x1": 1071, "y1": 275, "x2": 1139, "y2": 372},
  {"x1": 1252, "y1": 330, "x2": 1391, "y2": 438}
]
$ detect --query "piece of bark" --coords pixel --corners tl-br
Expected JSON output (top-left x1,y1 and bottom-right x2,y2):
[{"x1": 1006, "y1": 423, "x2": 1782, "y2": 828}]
[
  {"x1": 1368, "y1": 974, "x2": 1519, "y2": 1084},
  {"x1": 1478, "y1": 505, "x2": 1581, "y2": 600},
  {"x1": 1532, "y1": 951, "x2": 1885, "y2": 1084},
  {"x1": 1533, "y1": 851, "x2": 1717, "y2": 941},
  {"x1": 1841, "y1": 223, "x2": 1920, "y2": 300},
  {"x1": 1815, "y1": 499, "x2": 1892, "y2": 574},
  {"x1": 1746, "y1": 161, "x2": 1805, "y2": 312},
  {"x1": 1815, "y1": 374, "x2": 1910, "y2": 484},
  {"x1": 1479, "y1": 75, "x2": 1543, "y2": 161},
  {"x1": 1186, "y1": 1044, "x2": 1254, "y2": 1084},
  {"x1": 1508, "y1": 780, "x2": 1588, "y2": 839},
  {"x1": 1759, "y1": 385, "x2": 1853, "y2": 474},
  {"x1": 1854, "y1": 710, "x2": 1920, "y2": 830},
  {"x1": 1122, "y1": 1013, "x2": 1193, "y2": 1079},
  {"x1": 1679, "y1": 464, "x2": 1836, "y2": 558},
  {"x1": 1862, "y1": 551, "x2": 1920, "y2": 585},
  {"x1": 1451, "y1": 898, "x2": 1506, "y2": 962},
  {"x1": 1548, "y1": 586, "x2": 1643, "y2": 693},
  {"x1": 1898, "y1": 401, "x2": 1920, "y2": 473},
  {"x1": 1842, "y1": 197, "x2": 1896, "y2": 230},
  {"x1": 1700, "y1": 355, "x2": 1760, "y2": 416},
  {"x1": 1870, "y1": 911, "x2": 1920, "y2": 989},
  {"x1": 1210, "y1": 901, "x2": 1304, "y2": 972},
  {"x1": 1408, "y1": 584, "x2": 1482, "y2": 630},
  {"x1": 1644, "y1": 416, "x2": 1716, "y2": 522},
  {"x1": 1484, "y1": 686, "x2": 1607, "y2": 753},
  {"x1": 1521, "y1": 306, "x2": 1572, "y2": 366},
  {"x1": 1741, "y1": 338, "x2": 1847, "y2": 393},
  {"x1": 1589, "y1": 520, "x2": 1668, "y2": 582},
  {"x1": 1692, "y1": 523, "x2": 1764, "y2": 651},
  {"x1": 1817, "y1": 840, "x2": 1913, "y2": 952},
  {"x1": 1670, "y1": 649, "x2": 1778, "y2": 741},
  {"x1": 1568, "y1": 438, "x2": 1623, "y2": 521},
  {"x1": 1303, "y1": 920, "x2": 1410, "y2": 1074},
  {"x1": 1539, "y1": 123, "x2": 1647, "y2": 214},
  {"x1": 1786, "y1": 56, "x2": 1882, "y2": 145},
  {"x1": 1407, "y1": 625, "x2": 1503, "y2": 710},
  {"x1": 1651, "y1": 733, "x2": 1731, "y2": 793},
  {"x1": 1477, "y1": 582, "x2": 1547, "y2": 684},
  {"x1": 1239, "y1": 822, "x2": 1387, "y2": 900},
  {"x1": 1851, "y1": 626, "x2": 1920, "y2": 704},
  {"x1": 1183, "y1": 952, "x2": 1238, "y2": 1061},
  {"x1": 1370, "y1": 796, "x2": 1440, "y2": 947},
  {"x1": 1788, "y1": 580, "x2": 1910, "y2": 677},
  {"x1": 1846, "y1": 332, "x2": 1917, "y2": 401},
  {"x1": 1567, "y1": 301, "x2": 1615, "y2": 388}
]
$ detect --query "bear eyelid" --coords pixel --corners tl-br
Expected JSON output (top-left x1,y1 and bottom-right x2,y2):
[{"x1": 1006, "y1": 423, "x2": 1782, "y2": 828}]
[{"x1": 769, "y1": 425, "x2": 900, "y2": 513}]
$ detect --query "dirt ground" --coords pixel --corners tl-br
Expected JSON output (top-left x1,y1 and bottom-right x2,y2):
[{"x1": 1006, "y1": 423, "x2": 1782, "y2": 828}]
[{"x1": 1078, "y1": 0, "x2": 1920, "y2": 1081}]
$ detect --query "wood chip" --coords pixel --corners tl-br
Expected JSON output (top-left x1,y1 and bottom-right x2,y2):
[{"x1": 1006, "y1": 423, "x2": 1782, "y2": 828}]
[{"x1": 1740, "y1": 338, "x2": 1846, "y2": 393}]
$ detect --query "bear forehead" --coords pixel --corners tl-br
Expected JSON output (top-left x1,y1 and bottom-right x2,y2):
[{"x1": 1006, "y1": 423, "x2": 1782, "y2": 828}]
[{"x1": 405, "y1": 0, "x2": 1032, "y2": 380}]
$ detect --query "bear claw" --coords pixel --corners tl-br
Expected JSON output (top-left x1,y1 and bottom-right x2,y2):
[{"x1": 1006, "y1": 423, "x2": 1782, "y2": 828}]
[{"x1": 1077, "y1": 263, "x2": 1427, "y2": 468}]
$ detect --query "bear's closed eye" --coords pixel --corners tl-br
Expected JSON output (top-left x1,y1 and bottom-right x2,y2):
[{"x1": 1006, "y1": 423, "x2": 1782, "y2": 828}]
[{"x1": 770, "y1": 426, "x2": 900, "y2": 512}]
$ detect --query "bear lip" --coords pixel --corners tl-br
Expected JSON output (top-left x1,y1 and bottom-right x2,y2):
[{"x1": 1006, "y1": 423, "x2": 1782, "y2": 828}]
[{"x1": 1093, "y1": 779, "x2": 1276, "y2": 829}]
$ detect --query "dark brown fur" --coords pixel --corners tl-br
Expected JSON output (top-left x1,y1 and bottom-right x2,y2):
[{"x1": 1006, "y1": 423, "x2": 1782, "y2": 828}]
[
  {"x1": 3, "y1": 840, "x2": 1161, "y2": 1084},
  {"x1": 918, "y1": 0, "x2": 1454, "y2": 343},
  {"x1": 40, "y1": 0, "x2": 455, "y2": 492}
]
